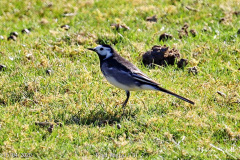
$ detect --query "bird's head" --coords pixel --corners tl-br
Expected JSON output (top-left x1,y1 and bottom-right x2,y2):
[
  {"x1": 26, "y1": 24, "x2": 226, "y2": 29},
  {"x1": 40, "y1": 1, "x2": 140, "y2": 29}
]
[{"x1": 87, "y1": 44, "x2": 114, "y2": 60}]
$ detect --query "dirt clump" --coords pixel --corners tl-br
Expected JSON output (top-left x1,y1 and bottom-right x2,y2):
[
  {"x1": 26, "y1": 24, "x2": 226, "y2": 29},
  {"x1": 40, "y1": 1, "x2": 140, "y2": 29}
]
[
  {"x1": 178, "y1": 23, "x2": 198, "y2": 38},
  {"x1": 177, "y1": 59, "x2": 188, "y2": 69},
  {"x1": 190, "y1": 29, "x2": 197, "y2": 37},
  {"x1": 178, "y1": 23, "x2": 189, "y2": 39},
  {"x1": 142, "y1": 45, "x2": 182, "y2": 67},
  {"x1": 159, "y1": 33, "x2": 173, "y2": 41}
]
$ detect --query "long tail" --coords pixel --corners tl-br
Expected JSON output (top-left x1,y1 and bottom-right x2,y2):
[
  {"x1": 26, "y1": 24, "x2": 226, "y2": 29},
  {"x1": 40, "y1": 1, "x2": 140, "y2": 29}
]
[{"x1": 155, "y1": 86, "x2": 195, "y2": 105}]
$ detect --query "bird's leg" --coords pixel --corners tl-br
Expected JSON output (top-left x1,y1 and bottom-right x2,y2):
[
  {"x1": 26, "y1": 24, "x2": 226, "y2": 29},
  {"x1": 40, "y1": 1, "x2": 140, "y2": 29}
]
[{"x1": 122, "y1": 90, "x2": 130, "y2": 107}]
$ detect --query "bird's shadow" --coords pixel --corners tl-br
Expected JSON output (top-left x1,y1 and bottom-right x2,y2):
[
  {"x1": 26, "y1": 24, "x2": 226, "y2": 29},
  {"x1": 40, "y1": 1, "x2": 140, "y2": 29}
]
[{"x1": 64, "y1": 105, "x2": 139, "y2": 126}]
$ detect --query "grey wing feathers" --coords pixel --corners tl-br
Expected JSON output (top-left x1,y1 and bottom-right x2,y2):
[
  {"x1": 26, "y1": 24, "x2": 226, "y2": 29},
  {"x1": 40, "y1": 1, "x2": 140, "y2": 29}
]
[
  {"x1": 132, "y1": 72, "x2": 159, "y2": 86},
  {"x1": 113, "y1": 53, "x2": 159, "y2": 85}
]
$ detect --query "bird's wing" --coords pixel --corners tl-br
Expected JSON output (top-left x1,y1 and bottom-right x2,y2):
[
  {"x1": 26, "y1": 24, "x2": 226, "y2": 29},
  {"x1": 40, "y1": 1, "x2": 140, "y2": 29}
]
[
  {"x1": 113, "y1": 53, "x2": 159, "y2": 85},
  {"x1": 131, "y1": 72, "x2": 159, "y2": 86}
]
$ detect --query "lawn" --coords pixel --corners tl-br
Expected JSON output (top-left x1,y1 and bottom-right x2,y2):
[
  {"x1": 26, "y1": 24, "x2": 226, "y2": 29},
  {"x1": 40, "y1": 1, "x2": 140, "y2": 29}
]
[{"x1": 0, "y1": 0, "x2": 240, "y2": 159}]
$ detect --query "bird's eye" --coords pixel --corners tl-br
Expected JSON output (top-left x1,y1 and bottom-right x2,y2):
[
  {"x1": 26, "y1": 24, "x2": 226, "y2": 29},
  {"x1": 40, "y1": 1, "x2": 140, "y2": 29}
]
[{"x1": 100, "y1": 48, "x2": 103, "y2": 51}]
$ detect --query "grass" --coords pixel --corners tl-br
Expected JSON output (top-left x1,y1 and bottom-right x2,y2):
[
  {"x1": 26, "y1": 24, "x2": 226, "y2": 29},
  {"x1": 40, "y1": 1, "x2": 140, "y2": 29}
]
[{"x1": 0, "y1": 0, "x2": 240, "y2": 159}]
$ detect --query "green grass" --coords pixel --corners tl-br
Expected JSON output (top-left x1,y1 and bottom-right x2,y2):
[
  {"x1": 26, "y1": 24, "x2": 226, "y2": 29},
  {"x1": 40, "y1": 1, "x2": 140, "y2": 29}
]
[{"x1": 0, "y1": 0, "x2": 240, "y2": 159}]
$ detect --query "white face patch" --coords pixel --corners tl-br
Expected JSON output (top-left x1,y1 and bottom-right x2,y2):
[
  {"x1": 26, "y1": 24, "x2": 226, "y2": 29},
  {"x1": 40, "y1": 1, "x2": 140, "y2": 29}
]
[{"x1": 94, "y1": 45, "x2": 113, "y2": 60}]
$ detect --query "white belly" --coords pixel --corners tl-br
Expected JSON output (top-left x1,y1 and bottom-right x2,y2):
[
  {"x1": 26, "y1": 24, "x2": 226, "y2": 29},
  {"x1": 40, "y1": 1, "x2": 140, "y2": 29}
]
[{"x1": 105, "y1": 76, "x2": 156, "y2": 91}]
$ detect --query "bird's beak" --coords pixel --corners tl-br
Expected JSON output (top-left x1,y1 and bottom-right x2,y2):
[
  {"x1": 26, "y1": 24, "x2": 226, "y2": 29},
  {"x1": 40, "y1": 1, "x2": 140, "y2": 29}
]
[{"x1": 87, "y1": 48, "x2": 96, "y2": 52}]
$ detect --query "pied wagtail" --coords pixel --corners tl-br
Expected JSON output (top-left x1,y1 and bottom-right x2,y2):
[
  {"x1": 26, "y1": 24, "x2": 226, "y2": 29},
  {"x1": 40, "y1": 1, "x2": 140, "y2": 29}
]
[{"x1": 88, "y1": 44, "x2": 194, "y2": 106}]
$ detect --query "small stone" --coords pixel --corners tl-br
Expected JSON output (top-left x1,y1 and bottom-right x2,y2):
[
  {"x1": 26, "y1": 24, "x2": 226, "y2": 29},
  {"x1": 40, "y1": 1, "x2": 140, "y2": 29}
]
[
  {"x1": 146, "y1": 15, "x2": 157, "y2": 22},
  {"x1": 188, "y1": 66, "x2": 198, "y2": 75},
  {"x1": 26, "y1": 53, "x2": 33, "y2": 60},
  {"x1": 217, "y1": 91, "x2": 226, "y2": 98},
  {"x1": 0, "y1": 64, "x2": 7, "y2": 71},
  {"x1": 21, "y1": 28, "x2": 30, "y2": 34},
  {"x1": 10, "y1": 32, "x2": 18, "y2": 37},
  {"x1": 7, "y1": 35, "x2": 17, "y2": 41},
  {"x1": 110, "y1": 23, "x2": 130, "y2": 31},
  {"x1": 219, "y1": 18, "x2": 225, "y2": 23},
  {"x1": 202, "y1": 27, "x2": 208, "y2": 32},
  {"x1": 48, "y1": 124, "x2": 54, "y2": 133},
  {"x1": 46, "y1": 69, "x2": 52, "y2": 75},
  {"x1": 185, "y1": 6, "x2": 199, "y2": 12},
  {"x1": 9, "y1": 56, "x2": 14, "y2": 61},
  {"x1": 182, "y1": 23, "x2": 189, "y2": 30},
  {"x1": 117, "y1": 124, "x2": 121, "y2": 129},
  {"x1": 62, "y1": 13, "x2": 76, "y2": 17},
  {"x1": 159, "y1": 33, "x2": 173, "y2": 41},
  {"x1": 61, "y1": 25, "x2": 70, "y2": 30}
]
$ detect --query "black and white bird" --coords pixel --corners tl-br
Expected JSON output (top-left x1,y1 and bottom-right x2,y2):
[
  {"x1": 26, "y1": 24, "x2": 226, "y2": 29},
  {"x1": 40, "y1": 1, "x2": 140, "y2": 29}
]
[{"x1": 87, "y1": 44, "x2": 194, "y2": 106}]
